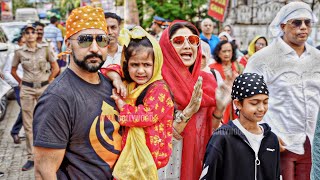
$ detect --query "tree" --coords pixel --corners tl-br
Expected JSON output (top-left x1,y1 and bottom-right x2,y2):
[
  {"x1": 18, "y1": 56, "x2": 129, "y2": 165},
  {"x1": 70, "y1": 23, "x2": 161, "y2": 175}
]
[
  {"x1": 60, "y1": 0, "x2": 81, "y2": 19},
  {"x1": 136, "y1": 0, "x2": 209, "y2": 28},
  {"x1": 12, "y1": 0, "x2": 33, "y2": 14},
  {"x1": 125, "y1": 0, "x2": 139, "y2": 26}
]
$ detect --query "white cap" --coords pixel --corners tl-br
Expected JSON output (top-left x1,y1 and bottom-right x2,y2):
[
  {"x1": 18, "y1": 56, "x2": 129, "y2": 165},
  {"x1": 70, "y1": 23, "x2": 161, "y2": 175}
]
[{"x1": 269, "y1": 2, "x2": 317, "y2": 37}]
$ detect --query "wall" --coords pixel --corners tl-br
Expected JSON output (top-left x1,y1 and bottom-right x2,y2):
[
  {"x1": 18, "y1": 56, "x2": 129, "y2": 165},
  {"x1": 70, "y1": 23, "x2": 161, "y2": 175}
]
[{"x1": 223, "y1": 0, "x2": 320, "y2": 50}]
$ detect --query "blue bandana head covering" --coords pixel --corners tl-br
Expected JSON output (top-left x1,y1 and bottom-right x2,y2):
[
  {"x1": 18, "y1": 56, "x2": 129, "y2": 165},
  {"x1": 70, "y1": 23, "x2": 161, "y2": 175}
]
[{"x1": 231, "y1": 73, "x2": 269, "y2": 101}]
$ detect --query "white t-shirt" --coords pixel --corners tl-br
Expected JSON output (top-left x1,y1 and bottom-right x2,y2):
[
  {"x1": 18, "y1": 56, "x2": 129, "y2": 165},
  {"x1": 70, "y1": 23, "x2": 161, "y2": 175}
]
[
  {"x1": 233, "y1": 119, "x2": 264, "y2": 154},
  {"x1": 102, "y1": 44, "x2": 123, "y2": 68}
]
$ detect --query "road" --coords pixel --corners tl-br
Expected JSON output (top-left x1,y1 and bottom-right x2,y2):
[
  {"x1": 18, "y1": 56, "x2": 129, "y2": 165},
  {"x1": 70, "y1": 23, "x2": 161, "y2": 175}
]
[{"x1": 0, "y1": 100, "x2": 33, "y2": 179}]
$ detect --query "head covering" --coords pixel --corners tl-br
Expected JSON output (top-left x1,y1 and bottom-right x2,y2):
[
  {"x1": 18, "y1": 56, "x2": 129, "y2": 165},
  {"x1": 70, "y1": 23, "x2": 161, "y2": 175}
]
[
  {"x1": 231, "y1": 73, "x2": 269, "y2": 101},
  {"x1": 269, "y1": 2, "x2": 318, "y2": 37},
  {"x1": 247, "y1": 36, "x2": 268, "y2": 56},
  {"x1": 200, "y1": 40, "x2": 212, "y2": 73},
  {"x1": 160, "y1": 20, "x2": 217, "y2": 108},
  {"x1": 118, "y1": 26, "x2": 163, "y2": 102},
  {"x1": 22, "y1": 24, "x2": 36, "y2": 33},
  {"x1": 223, "y1": 25, "x2": 234, "y2": 37},
  {"x1": 159, "y1": 20, "x2": 217, "y2": 180},
  {"x1": 218, "y1": 32, "x2": 233, "y2": 42},
  {"x1": 153, "y1": 16, "x2": 171, "y2": 29},
  {"x1": 65, "y1": 6, "x2": 108, "y2": 40}
]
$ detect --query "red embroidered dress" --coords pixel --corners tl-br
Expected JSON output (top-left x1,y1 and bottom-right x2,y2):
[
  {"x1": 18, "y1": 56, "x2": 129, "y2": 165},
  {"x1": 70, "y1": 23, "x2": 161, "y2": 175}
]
[
  {"x1": 159, "y1": 21, "x2": 218, "y2": 180},
  {"x1": 118, "y1": 80, "x2": 174, "y2": 169},
  {"x1": 101, "y1": 63, "x2": 174, "y2": 170}
]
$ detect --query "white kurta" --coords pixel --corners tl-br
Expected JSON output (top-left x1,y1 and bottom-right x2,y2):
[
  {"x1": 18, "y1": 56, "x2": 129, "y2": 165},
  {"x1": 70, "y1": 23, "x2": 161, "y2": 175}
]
[{"x1": 244, "y1": 37, "x2": 320, "y2": 155}]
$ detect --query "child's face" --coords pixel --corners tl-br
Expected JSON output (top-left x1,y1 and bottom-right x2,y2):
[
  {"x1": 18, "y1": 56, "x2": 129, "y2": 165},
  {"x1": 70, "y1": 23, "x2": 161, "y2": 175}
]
[
  {"x1": 235, "y1": 94, "x2": 269, "y2": 123},
  {"x1": 128, "y1": 49, "x2": 154, "y2": 85}
]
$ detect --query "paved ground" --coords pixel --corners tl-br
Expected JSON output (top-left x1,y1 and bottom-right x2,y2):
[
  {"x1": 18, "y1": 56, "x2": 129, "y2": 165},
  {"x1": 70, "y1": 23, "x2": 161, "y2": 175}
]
[{"x1": 0, "y1": 100, "x2": 34, "y2": 179}]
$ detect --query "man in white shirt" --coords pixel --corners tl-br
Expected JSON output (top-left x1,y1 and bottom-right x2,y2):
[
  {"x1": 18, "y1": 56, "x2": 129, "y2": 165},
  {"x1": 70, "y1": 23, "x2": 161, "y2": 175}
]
[
  {"x1": 102, "y1": 12, "x2": 122, "y2": 67},
  {"x1": 3, "y1": 35, "x2": 24, "y2": 144},
  {"x1": 244, "y1": 2, "x2": 320, "y2": 180}
]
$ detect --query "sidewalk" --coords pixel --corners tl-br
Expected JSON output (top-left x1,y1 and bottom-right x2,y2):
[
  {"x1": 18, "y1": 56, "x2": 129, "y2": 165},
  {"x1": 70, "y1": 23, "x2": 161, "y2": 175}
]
[{"x1": 0, "y1": 100, "x2": 34, "y2": 179}]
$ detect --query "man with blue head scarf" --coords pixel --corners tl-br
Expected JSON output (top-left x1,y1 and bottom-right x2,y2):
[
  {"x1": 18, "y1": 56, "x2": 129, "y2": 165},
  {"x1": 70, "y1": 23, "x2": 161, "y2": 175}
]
[{"x1": 245, "y1": 2, "x2": 320, "y2": 180}]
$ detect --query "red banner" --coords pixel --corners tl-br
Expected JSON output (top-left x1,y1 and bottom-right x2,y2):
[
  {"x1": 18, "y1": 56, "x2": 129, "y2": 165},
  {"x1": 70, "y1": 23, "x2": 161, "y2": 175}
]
[{"x1": 208, "y1": 0, "x2": 229, "y2": 22}]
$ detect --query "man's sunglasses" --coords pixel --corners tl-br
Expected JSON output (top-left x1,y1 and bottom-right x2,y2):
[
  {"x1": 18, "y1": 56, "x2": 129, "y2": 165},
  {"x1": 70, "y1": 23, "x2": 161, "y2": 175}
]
[
  {"x1": 287, "y1": 19, "x2": 312, "y2": 28},
  {"x1": 70, "y1": 34, "x2": 110, "y2": 48},
  {"x1": 171, "y1": 35, "x2": 200, "y2": 48}
]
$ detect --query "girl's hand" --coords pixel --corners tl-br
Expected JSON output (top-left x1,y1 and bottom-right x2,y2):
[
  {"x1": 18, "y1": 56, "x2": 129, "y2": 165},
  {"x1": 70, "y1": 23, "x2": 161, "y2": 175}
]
[
  {"x1": 183, "y1": 76, "x2": 203, "y2": 118},
  {"x1": 113, "y1": 78, "x2": 127, "y2": 98},
  {"x1": 111, "y1": 89, "x2": 126, "y2": 109}
]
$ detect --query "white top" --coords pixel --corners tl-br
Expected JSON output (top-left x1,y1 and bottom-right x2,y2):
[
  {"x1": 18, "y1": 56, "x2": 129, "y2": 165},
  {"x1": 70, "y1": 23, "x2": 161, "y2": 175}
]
[
  {"x1": 233, "y1": 119, "x2": 264, "y2": 154},
  {"x1": 102, "y1": 44, "x2": 122, "y2": 68},
  {"x1": 3, "y1": 45, "x2": 23, "y2": 87},
  {"x1": 244, "y1": 37, "x2": 320, "y2": 154}
]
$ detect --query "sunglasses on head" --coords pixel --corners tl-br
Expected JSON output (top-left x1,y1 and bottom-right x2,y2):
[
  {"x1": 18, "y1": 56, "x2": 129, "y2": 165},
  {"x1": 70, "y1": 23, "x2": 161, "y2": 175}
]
[
  {"x1": 287, "y1": 19, "x2": 312, "y2": 28},
  {"x1": 25, "y1": 31, "x2": 36, "y2": 35},
  {"x1": 70, "y1": 34, "x2": 110, "y2": 48},
  {"x1": 171, "y1": 35, "x2": 200, "y2": 48}
]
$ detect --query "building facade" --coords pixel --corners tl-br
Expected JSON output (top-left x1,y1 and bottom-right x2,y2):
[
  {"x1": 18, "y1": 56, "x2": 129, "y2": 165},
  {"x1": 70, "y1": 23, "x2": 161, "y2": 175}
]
[{"x1": 223, "y1": 0, "x2": 320, "y2": 50}]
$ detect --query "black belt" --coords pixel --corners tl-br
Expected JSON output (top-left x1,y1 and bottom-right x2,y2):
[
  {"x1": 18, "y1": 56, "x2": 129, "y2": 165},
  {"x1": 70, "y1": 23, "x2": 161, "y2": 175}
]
[{"x1": 22, "y1": 81, "x2": 49, "y2": 88}]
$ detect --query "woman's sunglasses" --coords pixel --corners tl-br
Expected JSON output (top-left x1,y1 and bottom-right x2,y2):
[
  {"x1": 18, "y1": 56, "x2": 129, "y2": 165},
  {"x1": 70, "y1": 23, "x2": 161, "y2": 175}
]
[
  {"x1": 171, "y1": 35, "x2": 200, "y2": 48},
  {"x1": 25, "y1": 31, "x2": 36, "y2": 35},
  {"x1": 70, "y1": 34, "x2": 110, "y2": 48},
  {"x1": 287, "y1": 19, "x2": 312, "y2": 28}
]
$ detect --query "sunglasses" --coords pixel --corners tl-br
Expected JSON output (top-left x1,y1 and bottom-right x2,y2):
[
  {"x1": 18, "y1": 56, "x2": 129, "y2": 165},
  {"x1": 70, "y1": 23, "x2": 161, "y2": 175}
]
[
  {"x1": 287, "y1": 19, "x2": 312, "y2": 28},
  {"x1": 171, "y1": 35, "x2": 200, "y2": 48},
  {"x1": 69, "y1": 34, "x2": 110, "y2": 48},
  {"x1": 255, "y1": 42, "x2": 266, "y2": 47},
  {"x1": 25, "y1": 31, "x2": 36, "y2": 35}
]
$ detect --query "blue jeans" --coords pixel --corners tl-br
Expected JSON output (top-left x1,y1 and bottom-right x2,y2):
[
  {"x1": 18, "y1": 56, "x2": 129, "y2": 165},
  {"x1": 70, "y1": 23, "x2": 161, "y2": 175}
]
[{"x1": 10, "y1": 86, "x2": 23, "y2": 135}]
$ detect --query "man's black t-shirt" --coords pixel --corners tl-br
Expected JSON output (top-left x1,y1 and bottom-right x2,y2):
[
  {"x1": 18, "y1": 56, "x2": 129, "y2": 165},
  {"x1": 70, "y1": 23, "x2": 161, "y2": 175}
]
[{"x1": 33, "y1": 68, "x2": 122, "y2": 179}]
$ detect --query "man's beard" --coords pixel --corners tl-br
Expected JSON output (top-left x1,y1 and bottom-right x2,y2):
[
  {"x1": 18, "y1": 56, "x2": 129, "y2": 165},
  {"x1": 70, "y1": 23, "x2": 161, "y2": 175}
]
[{"x1": 72, "y1": 52, "x2": 104, "y2": 72}]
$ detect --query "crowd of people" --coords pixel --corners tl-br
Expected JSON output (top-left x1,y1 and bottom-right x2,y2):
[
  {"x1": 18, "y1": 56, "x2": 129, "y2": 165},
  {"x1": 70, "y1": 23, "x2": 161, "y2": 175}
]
[{"x1": 0, "y1": 1, "x2": 320, "y2": 179}]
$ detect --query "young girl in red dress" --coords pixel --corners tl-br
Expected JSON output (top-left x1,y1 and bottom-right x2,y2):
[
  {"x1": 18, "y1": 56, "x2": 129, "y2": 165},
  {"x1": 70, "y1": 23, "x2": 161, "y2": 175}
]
[{"x1": 101, "y1": 26, "x2": 174, "y2": 172}]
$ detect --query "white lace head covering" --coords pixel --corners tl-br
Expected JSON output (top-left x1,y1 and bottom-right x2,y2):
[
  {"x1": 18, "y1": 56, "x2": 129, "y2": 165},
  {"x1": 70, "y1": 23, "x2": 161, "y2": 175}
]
[
  {"x1": 269, "y1": 1, "x2": 317, "y2": 37},
  {"x1": 218, "y1": 32, "x2": 233, "y2": 42}
]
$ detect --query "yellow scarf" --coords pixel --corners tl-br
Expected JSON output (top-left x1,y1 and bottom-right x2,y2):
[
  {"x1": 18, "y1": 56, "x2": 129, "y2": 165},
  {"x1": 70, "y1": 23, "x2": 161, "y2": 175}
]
[
  {"x1": 118, "y1": 26, "x2": 163, "y2": 104},
  {"x1": 248, "y1": 35, "x2": 267, "y2": 56},
  {"x1": 113, "y1": 26, "x2": 162, "y2": 180}
]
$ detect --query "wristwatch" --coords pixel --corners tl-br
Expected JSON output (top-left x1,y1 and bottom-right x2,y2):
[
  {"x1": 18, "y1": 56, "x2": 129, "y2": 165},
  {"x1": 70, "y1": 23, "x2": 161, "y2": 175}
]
[
  {"x1": 174, "y1": 110, "x2": 183, "y2": 123},
  {"x1": 180, "y1": 112, "x2": 191, "y2": 123}
]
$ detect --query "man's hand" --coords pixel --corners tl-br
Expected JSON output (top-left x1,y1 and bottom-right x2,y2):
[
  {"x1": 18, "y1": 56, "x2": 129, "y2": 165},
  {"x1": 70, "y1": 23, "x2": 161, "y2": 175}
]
[
  {"x1": 215, "y1": 82, "x2": 232, "y2": 111},
  {"x1": 278, "y1": 136, "x2": 286, "y2": 152}
]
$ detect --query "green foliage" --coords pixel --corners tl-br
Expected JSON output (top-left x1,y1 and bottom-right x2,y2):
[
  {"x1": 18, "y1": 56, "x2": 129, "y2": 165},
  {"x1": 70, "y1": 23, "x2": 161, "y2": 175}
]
[
  {"x1": 12, "y1": 0, "x2": 33, "y2": 14},
  {"x1": 60, "y1": 0, "x2": 81, "y2": 20},
  {"x1": 116, "y1": 0, "x2": 124, "y2": 6},
  {"x1": 137, "y1": 0, "x2": 209, "y2": 28}
]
